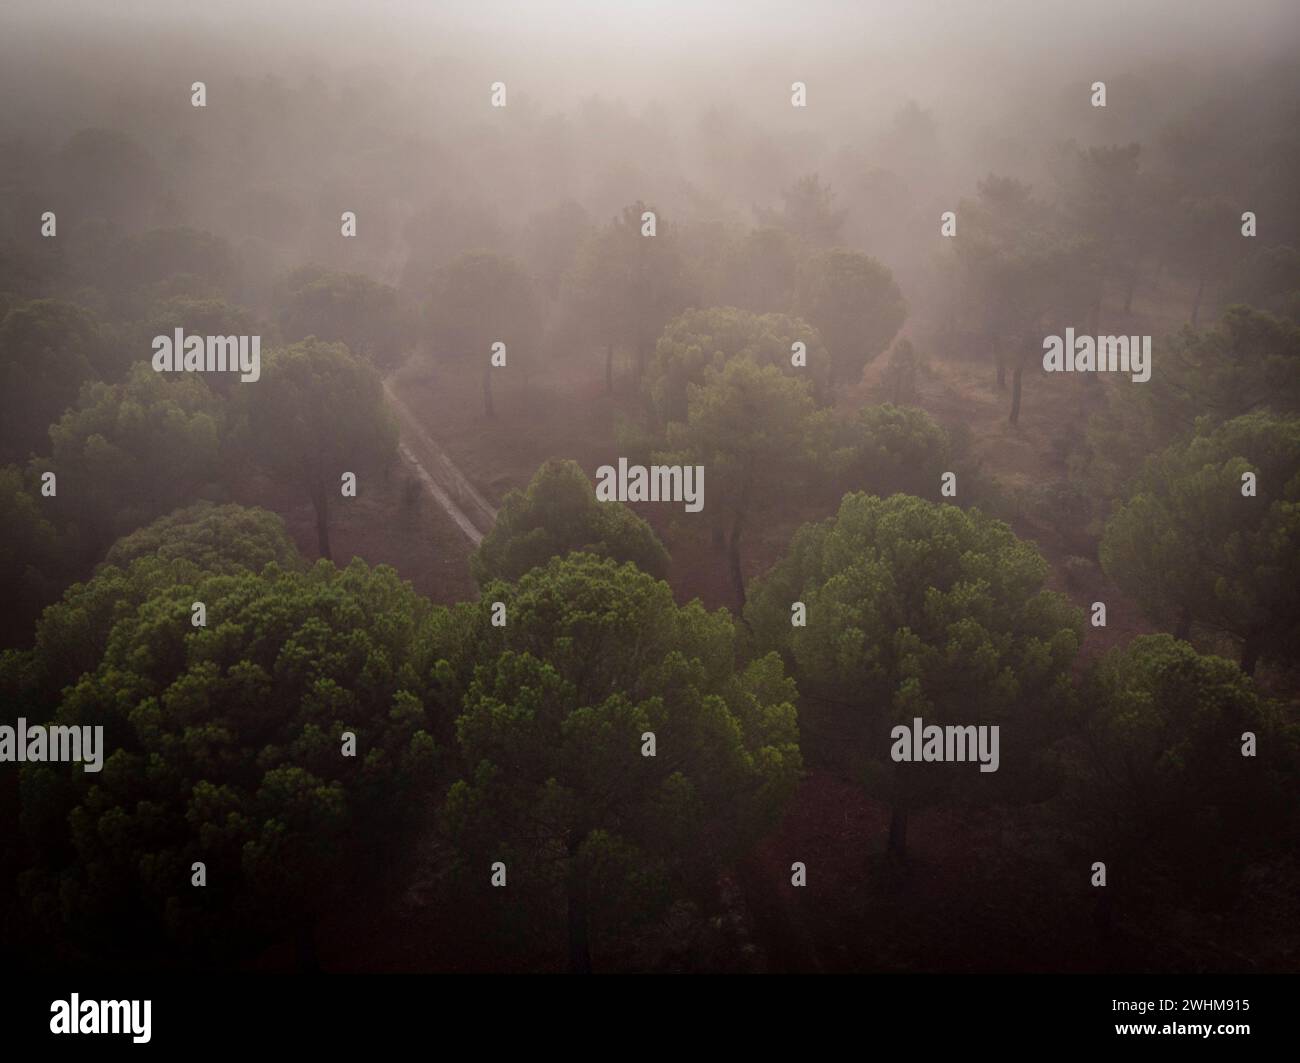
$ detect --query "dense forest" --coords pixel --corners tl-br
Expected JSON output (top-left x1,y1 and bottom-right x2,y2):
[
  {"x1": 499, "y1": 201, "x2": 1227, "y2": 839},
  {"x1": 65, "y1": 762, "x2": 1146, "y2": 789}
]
[{"x1": 0, "y1": 0, "x2": 1297, "y2": 975}]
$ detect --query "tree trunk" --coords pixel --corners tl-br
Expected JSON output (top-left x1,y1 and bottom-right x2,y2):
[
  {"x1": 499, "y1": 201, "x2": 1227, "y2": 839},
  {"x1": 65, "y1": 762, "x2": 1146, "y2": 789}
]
[
  {"x1": 567, "y1": 854, "x2": 592, "y2": 974},
  {"x1": 1241, "y1": 630, "x2": 1263, "y2": 676},
  {"x1": 1191, "y1": 273, "x2": 1206, "y2": 327},
  {"x1": 605, "y1": 344, "x2": 614, "y2": 395},
  {"x1": 635, "y1": 340, "x2": 648, "y2": 381},
  {"x1": 1123, "y1": 265, "x2": 1138, "y2": 313},
  {"x1": 888, "y1": 805, "x2": 908, "y2": 858},
  {"x1": 1174, "y1": 606, "x2": 1192, "y2": 641},
  {"x1": 311, "y1": 483, "x2": 332, "y2": 561},
  {"x1": 728, "y1": 522, "x2": 746, "y2": 608},
  {"x1": 482, "y1": 364, "x2": 495, "y2": 418},
  {"x1": 995, "y1": 357, "x2": 1005, "y2": 390},
  {"x1": 1009, "y1": 365, "x2": 1023, "y2": 424},
  {"x1": 728, "y1": 473, "x2": 753, "y2": 607}
]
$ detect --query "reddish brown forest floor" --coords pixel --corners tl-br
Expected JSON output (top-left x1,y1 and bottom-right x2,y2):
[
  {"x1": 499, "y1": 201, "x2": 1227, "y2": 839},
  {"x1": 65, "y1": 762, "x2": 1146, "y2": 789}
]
[
  {"x1": 234, "y1": 460, "x2": 478, "y2": 606},
  {"x1": 324, "y1": 344, "x2": 1147, "y2": 973},
  {"x1": 389, "y1": 338, "x2": 1157, "y2": 647},
  {"x1": 261, "y1": 281, "x2": 1295, "y2": 972}
]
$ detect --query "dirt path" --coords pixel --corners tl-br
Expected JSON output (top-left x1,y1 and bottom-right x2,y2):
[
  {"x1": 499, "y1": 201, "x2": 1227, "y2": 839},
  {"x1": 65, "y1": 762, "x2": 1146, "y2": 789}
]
[{"x1": 383, "y1": 378, "x2": 499, "y2": 545}]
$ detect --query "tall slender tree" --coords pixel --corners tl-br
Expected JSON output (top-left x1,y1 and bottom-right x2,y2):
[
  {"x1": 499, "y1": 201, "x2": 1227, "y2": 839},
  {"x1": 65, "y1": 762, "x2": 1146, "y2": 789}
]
[
  {"x1": 428, "y1": 251, "x2": 540, "y2": 417},
  {"x1": 242, "y1": 339, "x2": 398, "y2": 560}
]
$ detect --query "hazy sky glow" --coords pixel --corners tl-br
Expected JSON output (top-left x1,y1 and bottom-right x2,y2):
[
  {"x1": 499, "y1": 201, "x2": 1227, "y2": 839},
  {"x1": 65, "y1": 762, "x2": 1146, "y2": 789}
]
[{"x1": 1, "y1": 0, "x2": 1296, "y2": 294}]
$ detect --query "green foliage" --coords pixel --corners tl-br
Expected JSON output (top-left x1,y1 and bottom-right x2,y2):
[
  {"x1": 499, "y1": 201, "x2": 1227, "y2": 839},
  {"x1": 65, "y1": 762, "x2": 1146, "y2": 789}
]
[
  {"x1": 951, "y1": 174, "x2": 1096, "y2": 408},
  {"x1": 428, "y1": 251, "x2": 541, "y2": 414},
  {"x1": 837, "y1": 403, "x2": 951, "y2": 498},
  {"x1": 1015, "y1": 479, "x2": 1097, "y2": 556},
  {"x1": 1166, "y1": 196, "x2": 1244, "y2": 323},
  {"x1": 644, "y1": 305, "x2": 829, "y2": 426},
  {"x1": 795, "y1": 248, "x2": 906, "y2": 386},
  {"x1": 6, "y1": 504, "x2": 305, "y2": 709},
  {"x1": 54, "y1": 129, "x2": 162, "y2": 230},
  {"x1": 1220, "y1": 245, "x2": 1300, "y2": 322},
  {"x1": 118, "y1": 227, "x2": 236, "y2": 297},
  {"x1": 398, "y1": 195, "x2": 507, "y2": 294},
  {"x1": 0, "y1": 299, "x2": 126, "y2": 462},
  {"x1": 718, "y1": 226, "x2": 799, "y2": 313},
  {"x1": 660, "y1": 357, "x2": 820, "y2": 600},
  {"x1": 754, "y1": 174, "x2": 848, "y2": 247},
  {"x1": 1077, "y1": 306, "x2": 1300, "y2": 503},
  {"x1": 559, "y1": 202, "x2": 694, "y2": 380},
  {"x1": 1159, "y1": 300, "x2": 1300, "y2": 423},
  {"x1": 10, "y1": 559, "x2": 447, "y2": 968},
  {"x1": 429, "y1": 251, "x2": 539, "y2": 362},
  {"x1": 1055, "y1": 142, "x2": 1144, "y2": 250},
  {"x1": 0, "y1": 464, "x2": 77, "y2": 648},
  {"x1": 1196, "y1": 301, "x2": 1298, "y2": 396},
  {"x1": 525, "y1": 200, "x2": 590, "y2": 299},
  {"x1": 1060, "y1": 635, "x2": 1297, "y2": 898},
  {"x1": 104, "y1": 502, "x2": 303, "y2": 574},
  {"x1": 1051, "y1": 142, "x2": 1172, "y2": 304},
  {"x1": 472, "y1": 459, "x2": 669, "y2": 586},
  {"x1": 817, "y1": 403, "x2": 1003, "y2": 516},
  {"x1": 136, "y1": 294, "x2": 261, "y2": 352},
  {"x1": 1100, "y1": 412, "x2": 1300, "y2": 673},
  {"x1": 445, "y1": 553, "x2": 802, "y2": 968},
  {"x1": 40, "y1": 363, "x2": 225, "y2": 556},
  {"x1": 875, "y1": 337, "x2": 921, "y2": 406},
  {"x1": 277, "y1": 267, "x2": 410, "y2": 369},
  {"x1": 746, "y1": 493, "x2": 1082, "y2": 832},
  {"x1": 240, "y1": 338, "x2": 397, "y2": 558}
]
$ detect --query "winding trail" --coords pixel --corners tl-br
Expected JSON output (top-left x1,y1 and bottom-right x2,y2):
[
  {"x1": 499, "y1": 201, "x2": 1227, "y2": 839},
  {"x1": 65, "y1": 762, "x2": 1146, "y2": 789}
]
[
  {"x1": 383, "y1": 378, "x2": 498, "y2": 545},
  {"x1": 381, "y1": 373, "x2": 830, "y2": 972}
]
